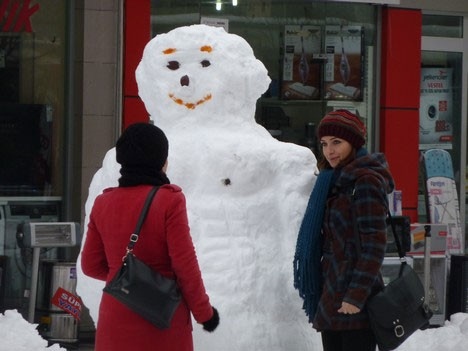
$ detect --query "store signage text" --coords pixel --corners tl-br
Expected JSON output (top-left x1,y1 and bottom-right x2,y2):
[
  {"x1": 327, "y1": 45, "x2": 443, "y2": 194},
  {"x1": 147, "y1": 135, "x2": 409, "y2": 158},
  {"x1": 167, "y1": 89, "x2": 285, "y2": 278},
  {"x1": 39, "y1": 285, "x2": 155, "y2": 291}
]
[
  {"x1": 51, "y1": 287, "x2": 82, "y2": 320},
  {"x1": 0, "y1": 0, "x2": 39, "y2": 33}
]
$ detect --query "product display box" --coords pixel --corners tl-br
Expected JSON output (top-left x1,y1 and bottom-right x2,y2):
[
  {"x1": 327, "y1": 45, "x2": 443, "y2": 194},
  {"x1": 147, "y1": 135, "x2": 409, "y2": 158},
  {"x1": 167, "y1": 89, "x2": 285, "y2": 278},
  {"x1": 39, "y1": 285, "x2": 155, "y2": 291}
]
[
  {"x1": 388, "y1": 190, "x2": 402, "y2": 216},
  {"x1": 323, "y1": 25, "x2": 363, "y2": 101},
  {"x1": 408, "y1": 223, "x2": 448, "y2": 255},
  {"x1": 281, "y1": 25, "x2": 321, "y2": 100}
]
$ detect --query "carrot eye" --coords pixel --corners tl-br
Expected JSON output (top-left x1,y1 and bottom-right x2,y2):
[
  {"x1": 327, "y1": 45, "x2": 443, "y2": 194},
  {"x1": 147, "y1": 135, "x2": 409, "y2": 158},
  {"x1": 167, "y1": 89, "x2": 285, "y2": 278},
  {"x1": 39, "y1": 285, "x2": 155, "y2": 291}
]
[
  {"x1": 201, "y1": 59, "x2": 211, "y2": 67},
  {"x1": 167, "y1": 61, "x2": 180, "y2": 70}
]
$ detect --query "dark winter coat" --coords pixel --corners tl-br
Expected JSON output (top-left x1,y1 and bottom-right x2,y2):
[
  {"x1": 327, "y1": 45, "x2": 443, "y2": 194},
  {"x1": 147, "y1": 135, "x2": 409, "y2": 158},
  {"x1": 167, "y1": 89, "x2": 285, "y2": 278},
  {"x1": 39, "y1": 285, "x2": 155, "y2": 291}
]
[
  {"x1": 313, "y1": 152, "x2": 395, "y2": 331},
  {"x1": 81, "y1": 184, "x2": 214, "y2": 351}
]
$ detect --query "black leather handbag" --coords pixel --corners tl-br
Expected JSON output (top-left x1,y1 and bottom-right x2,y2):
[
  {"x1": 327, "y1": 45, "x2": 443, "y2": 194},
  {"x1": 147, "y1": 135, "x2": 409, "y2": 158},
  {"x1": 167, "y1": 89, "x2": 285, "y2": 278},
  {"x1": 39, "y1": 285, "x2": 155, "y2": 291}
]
[
  {"x1": 365, "y1": 213, "x2": 433, "y2": 351},
  {"x1": 103, "y1": 186, "x2": 182, "y2": 329}
]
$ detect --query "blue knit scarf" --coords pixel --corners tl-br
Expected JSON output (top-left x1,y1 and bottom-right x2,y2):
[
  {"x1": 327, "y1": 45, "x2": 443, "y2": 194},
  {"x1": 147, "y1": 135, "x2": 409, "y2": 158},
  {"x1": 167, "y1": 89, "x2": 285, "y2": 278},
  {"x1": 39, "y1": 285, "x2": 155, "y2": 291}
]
[{"x1": 293, "y1": 168, "x2": 334, "y2": 323}]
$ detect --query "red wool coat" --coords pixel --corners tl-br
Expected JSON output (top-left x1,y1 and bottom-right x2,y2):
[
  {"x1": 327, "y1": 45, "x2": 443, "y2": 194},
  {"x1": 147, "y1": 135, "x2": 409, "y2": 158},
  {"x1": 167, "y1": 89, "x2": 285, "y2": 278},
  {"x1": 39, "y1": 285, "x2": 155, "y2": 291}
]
[{"x1": 81, "y1": 184, "x2": 214, "y2": 351}]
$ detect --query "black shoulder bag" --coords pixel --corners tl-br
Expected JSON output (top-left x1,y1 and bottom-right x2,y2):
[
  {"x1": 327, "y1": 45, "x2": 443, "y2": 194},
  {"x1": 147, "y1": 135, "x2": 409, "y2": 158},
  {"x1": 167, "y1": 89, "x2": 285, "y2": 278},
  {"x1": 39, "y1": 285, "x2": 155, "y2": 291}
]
[
  {"x1": 103, "y1": 186, "x2": 182, "y2": 329},
  {"x1": 351, "y1": 188, "x2": 432, "y2": 351}
]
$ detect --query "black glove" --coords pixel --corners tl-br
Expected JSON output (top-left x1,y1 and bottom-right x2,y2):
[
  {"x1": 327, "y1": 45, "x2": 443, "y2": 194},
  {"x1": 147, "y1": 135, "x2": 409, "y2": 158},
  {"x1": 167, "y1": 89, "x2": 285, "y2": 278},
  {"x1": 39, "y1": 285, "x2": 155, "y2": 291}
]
[{"x1": 202, "y1": 307, "x2": 219, "y2": 332}]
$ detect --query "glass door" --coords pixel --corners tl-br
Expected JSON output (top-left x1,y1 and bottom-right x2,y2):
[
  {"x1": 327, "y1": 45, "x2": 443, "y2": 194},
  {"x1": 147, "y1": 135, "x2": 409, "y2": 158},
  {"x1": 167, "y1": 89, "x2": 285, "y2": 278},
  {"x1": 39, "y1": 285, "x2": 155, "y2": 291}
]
[{"x1": 420, "y1": 14, "x2": 468, "y2": 252}]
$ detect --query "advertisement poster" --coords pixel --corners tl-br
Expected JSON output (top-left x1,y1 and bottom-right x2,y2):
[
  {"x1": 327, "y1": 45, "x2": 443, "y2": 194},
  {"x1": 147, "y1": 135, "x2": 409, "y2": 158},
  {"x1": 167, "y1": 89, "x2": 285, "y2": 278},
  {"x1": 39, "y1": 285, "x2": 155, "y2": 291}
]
[
  {"x1": 423, "y1": 149, "x2": 462, "y2": 254},
  {"x1": 281, "y1": 25, "x2": 321, "y2": 100},
  {"x1": 324, "y1": 25, "x2": 363, "y2": 101},
  {"x1": 408, "y1": 223, "x2": 447, "y2": 255},
  {"x1": 419, "y1": 67, "x2": 453, "y2": 149}
]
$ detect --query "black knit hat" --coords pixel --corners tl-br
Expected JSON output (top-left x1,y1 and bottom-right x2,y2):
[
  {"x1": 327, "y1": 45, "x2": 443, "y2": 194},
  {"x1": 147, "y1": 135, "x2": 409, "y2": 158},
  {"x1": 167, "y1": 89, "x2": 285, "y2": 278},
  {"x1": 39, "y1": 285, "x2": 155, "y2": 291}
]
[
  {"x1": 116, "y1": 123, "x2": 169, "y2": 171},
  {"x1": 317, "y1": 109, "x2": 366, "y2": 149}
]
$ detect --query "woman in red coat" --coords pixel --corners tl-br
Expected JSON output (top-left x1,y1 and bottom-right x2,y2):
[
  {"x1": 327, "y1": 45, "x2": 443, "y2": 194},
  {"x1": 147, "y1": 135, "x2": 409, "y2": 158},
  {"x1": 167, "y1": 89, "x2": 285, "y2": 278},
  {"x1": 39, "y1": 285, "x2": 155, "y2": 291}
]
[{"x1": 81, "y1": 123, "x2": 219, "y2": 351}]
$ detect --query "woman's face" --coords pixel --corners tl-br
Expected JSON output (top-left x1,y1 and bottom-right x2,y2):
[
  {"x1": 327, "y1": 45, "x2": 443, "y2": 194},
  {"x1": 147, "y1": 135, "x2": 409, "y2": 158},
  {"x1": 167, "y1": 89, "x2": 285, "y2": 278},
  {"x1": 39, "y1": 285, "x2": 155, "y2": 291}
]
[{"x1": 320, "y1": 136, "x2": 353, "y2": 168}]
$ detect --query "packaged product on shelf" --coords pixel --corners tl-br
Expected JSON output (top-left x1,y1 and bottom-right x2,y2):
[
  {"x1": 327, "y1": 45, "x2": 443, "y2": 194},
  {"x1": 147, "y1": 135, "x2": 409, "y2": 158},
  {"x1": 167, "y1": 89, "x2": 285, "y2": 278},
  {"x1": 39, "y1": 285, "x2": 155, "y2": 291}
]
[
  {"x1": 324, "y1": 25, "x2": 364, "y2": 101},
  {"x1": 281, "y1": 25, "x2": 321, "y2": 100}
]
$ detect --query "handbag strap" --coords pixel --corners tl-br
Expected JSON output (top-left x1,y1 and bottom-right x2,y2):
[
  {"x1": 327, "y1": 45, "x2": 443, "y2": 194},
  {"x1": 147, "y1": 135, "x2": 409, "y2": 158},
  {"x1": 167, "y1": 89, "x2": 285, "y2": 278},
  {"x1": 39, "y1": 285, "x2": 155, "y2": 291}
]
[
  {"x1": 126, "y1": 186, "x2": 160, "y2": 253},
  {"x1": 386, "y1": 210, "x2": 405, "y2": 259}
]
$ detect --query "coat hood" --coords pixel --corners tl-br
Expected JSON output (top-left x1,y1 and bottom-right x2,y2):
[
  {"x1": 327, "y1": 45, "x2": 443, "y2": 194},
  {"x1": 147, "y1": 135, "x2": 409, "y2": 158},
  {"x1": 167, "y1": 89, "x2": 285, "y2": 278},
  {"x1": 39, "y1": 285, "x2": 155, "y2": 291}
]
[{"x1": 336, "y1": 150, "x2": 395, "y2": 195}]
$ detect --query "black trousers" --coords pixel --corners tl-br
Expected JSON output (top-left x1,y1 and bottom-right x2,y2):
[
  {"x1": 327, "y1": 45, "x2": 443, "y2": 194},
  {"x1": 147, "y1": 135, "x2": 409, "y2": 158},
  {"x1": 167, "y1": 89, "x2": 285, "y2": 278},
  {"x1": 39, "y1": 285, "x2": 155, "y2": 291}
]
[{"x1": 321, "y1": 328, "x2": 377, "y2": 351}]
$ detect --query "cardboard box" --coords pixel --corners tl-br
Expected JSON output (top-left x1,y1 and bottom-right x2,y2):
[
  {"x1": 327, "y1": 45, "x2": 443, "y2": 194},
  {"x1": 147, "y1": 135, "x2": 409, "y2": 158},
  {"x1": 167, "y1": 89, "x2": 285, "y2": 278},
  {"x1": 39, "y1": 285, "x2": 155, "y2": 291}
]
[
  {"x1": 323, "y1": 25, "x2": 363, "y2": 101},
  {"x1": 408, "y1": 223, "x2": 448, "y2": 255},
  {"x1": 281, "y1": 25, "x2": 321, "y2": 100}
]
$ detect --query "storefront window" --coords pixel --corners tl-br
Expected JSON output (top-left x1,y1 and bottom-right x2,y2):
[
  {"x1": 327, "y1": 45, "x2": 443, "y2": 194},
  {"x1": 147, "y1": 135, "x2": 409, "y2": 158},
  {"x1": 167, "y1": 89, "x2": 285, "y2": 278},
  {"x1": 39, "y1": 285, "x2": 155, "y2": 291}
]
[
  {"x1": 0, "y1": 0, "x2": 67, "y2": 197},
  {"x1": 418, "y1": 8, "x2": 468, "y2": 256},
  {"x1": 150, "y1": 0, "x2": 378, "y2": 152},
  {"x1": 422, "y1": 14, "x2": 463, "y2": 38},
  {"x1": 0, "y1": 0, "x2": 71, "y2": 317}
]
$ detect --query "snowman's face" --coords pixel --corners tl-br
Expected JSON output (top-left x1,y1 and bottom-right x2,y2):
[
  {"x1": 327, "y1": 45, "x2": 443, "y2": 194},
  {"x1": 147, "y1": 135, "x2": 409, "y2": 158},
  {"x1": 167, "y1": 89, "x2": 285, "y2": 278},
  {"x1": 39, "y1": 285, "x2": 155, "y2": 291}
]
[
  {"x1": 136, "y1": 25, "x2": 271, "y2": 125},
  {"x1": 161, "y1": 44, "x2": 214, "y2": 110}
]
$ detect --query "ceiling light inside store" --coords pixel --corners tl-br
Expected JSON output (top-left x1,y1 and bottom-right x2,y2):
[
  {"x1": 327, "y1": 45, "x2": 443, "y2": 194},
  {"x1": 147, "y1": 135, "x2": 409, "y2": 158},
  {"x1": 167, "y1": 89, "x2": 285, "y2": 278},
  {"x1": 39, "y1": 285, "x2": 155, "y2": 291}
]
[
  {"x1": 233, "y1": 0, "x2": 238, "y2": 6},
  {"x1": 216, "y1": 1, "x2": 222, "y2": 11}
]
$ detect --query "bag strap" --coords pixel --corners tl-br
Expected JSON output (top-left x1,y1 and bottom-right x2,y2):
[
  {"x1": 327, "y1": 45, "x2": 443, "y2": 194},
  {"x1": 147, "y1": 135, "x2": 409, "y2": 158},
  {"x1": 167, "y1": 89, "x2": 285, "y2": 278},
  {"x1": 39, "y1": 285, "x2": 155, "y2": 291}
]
[
  {"x1": 386, "y1": 210, "x2": 405, "y2": 259},
  {"x1": 126, "y1": 186, "x2": 160, "y2": 253}
]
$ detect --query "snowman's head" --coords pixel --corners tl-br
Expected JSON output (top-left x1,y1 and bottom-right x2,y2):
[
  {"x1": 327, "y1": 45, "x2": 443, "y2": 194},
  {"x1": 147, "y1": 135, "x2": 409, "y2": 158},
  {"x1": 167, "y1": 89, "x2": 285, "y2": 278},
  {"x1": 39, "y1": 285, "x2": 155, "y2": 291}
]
[{"x1": 136, "y1": 24, "x2": 270, "y2": 128}]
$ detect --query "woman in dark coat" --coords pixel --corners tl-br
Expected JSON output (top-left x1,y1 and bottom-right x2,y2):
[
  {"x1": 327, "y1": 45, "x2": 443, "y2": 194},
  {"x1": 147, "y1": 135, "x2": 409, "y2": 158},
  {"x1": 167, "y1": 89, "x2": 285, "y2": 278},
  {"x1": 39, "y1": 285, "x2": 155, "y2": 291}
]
[
  {"x1": 294, "y1": 110, "x2": 395, "y2": 351},
  {"x1": 81, "y1": 123, "x2": 219, "y2": 351}
]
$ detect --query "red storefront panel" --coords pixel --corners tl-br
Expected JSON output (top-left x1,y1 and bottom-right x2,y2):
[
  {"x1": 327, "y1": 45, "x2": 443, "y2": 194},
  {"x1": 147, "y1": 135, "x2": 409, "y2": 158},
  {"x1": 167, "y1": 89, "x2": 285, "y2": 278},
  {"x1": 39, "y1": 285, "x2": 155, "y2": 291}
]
[
  {"x1": 380, "y1": 7, "x2": 422, "y2": 221},
  {"x1": 380, "y1": 7, "x2": 422, "y2": 109},
  {"x1": 123, "y1": 0, "x2": 150, "y2": 129}
]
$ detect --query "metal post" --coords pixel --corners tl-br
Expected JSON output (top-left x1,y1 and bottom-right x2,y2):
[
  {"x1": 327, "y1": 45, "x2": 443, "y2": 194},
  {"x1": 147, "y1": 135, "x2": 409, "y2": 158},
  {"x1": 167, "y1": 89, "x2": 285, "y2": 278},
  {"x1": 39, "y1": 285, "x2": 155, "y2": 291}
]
[
  {"x1": 423, "y1": 225, "x2": 431, "y2": 304},
  {"x1": 28, "y1": 247, "x2": 41, "y2": 323}
]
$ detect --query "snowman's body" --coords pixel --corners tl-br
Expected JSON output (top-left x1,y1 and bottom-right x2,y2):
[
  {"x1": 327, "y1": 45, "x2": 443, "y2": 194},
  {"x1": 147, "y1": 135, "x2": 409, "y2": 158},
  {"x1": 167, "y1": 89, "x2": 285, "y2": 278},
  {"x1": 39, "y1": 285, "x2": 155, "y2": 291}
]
[{"x1": 77, "y1": 25, "x2": 320, "y2": 350}]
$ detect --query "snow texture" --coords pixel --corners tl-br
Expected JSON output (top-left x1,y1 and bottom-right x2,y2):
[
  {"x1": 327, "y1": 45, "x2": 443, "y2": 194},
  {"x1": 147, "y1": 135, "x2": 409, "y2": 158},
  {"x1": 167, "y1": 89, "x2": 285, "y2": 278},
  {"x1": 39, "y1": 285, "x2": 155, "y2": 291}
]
[
  {"x1": 2, "y1": 309, "x2": 468, "y2": 350},
  {"x1": 76, "y1": 24, "x2": 319, "y2": 350},
  {"x1": 0, "y1": 309, "x2": 66, "y2": 351},
  {"x1": 72, "y1": 24, "x2": 468, "y2": 351}
]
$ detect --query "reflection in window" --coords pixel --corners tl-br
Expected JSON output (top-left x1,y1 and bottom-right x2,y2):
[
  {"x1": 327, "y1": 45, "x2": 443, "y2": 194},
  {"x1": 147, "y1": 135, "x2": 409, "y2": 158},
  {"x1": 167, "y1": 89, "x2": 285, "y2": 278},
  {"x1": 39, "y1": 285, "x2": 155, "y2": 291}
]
[{"x1": 422, "y1": 15, "x2": 463, "y2": 38}]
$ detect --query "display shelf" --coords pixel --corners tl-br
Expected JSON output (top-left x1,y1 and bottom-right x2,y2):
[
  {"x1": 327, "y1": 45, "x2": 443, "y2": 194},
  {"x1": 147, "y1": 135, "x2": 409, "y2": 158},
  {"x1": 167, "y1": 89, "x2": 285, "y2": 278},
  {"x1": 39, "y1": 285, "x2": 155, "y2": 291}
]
[
  {"x1": 259, "y1": 97, "x2": 326, "y2": 106},
  {"x1": 411, "y1": 254, "x2": 447, "y2": 326}
]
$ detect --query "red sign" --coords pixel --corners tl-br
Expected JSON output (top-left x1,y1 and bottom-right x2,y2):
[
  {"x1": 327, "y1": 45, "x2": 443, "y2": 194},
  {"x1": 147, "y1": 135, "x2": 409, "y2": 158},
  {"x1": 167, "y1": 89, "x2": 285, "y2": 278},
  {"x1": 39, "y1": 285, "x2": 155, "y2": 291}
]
[
  {"x1": 51, "y1": 287, "x2": 82, "y2": 320},
  {"x1": 1, "y1": 0, "x2": 40, "y2": 32}
]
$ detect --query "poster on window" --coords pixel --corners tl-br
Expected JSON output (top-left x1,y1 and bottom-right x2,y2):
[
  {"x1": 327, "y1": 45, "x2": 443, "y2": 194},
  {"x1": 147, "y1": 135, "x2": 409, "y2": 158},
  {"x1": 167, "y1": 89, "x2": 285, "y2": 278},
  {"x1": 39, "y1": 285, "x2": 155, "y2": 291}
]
[
  {"x1": 281, "y1": 25, "x2": 321, "y2": 100},
  {"x1": 419, "y1": 68, "x2": 453, "y2": 150},
  {"x1": 323, "y1": 25, "x2": 363, "y2": 101}
]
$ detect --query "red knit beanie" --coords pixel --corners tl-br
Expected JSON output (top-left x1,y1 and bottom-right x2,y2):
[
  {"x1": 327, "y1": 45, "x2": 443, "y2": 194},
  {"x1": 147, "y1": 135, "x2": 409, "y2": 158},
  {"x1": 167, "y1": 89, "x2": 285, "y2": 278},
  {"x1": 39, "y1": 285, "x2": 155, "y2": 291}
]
[{"x1": 317, "y1": 109, "x2": 366, "y2": 148}]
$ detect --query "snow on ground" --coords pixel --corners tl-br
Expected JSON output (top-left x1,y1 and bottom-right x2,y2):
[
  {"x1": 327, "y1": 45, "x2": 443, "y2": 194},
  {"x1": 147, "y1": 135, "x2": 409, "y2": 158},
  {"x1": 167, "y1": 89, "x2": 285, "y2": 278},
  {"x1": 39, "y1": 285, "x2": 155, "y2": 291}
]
[
  {"x1": 0, "y1": 309, "x2": 66, "y2": 351},
  {"x1": 1, "y1": 308, "x2": 468, "y2": 350},
  {"x1": 394, "y1": 313, "x2": 468, "y2": 351}
]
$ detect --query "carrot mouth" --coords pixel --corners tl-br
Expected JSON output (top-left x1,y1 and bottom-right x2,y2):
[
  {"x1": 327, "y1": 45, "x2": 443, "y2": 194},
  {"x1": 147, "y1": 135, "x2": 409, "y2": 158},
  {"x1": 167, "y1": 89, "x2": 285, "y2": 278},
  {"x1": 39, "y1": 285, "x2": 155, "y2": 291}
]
[{"x1": 168, "y1": 93, "x2": 212, "y2": 109}]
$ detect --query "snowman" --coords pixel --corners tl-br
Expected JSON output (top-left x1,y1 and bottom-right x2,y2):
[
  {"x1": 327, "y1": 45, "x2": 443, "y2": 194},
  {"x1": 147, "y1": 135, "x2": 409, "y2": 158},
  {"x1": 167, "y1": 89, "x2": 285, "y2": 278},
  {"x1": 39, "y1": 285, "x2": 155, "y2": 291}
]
[{"x1": 77, "y1": 24, "x2": 319, "y2": 350}]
